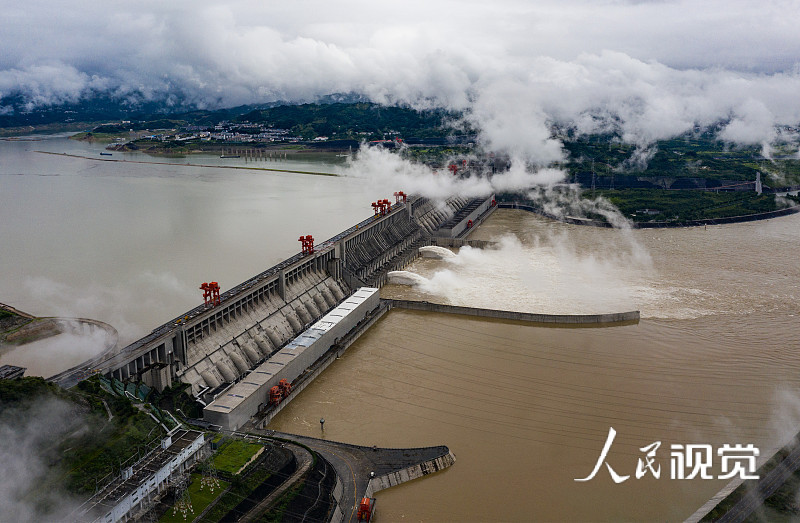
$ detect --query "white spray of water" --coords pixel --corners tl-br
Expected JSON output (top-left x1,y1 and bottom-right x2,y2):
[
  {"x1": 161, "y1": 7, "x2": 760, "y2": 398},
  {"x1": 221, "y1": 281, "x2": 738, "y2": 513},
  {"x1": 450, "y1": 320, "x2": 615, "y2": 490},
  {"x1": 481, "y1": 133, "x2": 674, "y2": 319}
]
[
  {"x1": 387, "y1": 235, "x2": 655, "y2": 315},
  {"x1": 419, "y1": 246, "x2": 456, "y2": 259},
  {"x1": 387, "y1": 271, "x2": 431, "y2": 287}
]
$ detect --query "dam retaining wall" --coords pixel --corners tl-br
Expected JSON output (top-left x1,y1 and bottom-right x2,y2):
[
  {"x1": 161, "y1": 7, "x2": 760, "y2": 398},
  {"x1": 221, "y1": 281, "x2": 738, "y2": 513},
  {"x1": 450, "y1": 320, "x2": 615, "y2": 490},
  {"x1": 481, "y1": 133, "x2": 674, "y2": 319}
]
[
  {"x1": 386, "y1": 299, "x2": 640, "y2": 325},
  {"x1": 253, "y1": 300, "x2": 391, "y2": 429},
  {"x1": 365, "y1": 449, "x2": 457, "y2": 496}
]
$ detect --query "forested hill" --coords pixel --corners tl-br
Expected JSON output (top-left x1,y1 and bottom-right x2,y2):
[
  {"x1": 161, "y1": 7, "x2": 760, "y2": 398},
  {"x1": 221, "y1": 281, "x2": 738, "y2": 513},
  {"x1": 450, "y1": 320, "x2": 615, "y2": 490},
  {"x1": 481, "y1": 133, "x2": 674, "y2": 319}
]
[
  {"x1": 0, "y1": 97, "x2": 462, "y2": 140},
  {"x1": 236, "y1": 102, "x2": 461, "y2": 140}
]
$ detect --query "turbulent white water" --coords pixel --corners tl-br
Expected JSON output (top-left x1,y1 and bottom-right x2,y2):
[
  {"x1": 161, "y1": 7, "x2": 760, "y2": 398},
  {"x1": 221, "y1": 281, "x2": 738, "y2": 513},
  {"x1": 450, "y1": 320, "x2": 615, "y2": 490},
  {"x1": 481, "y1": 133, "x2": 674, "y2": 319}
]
[
  {"x1": 386, "y1": 235, "x2": 652, "y2": 315},
  {"x1": 418, "y1": 245, "x2": 456, "y2": 259},
  {"x1": 387, "y1": 271, "x2": 429, "y2": 287},
  {"x1": 383, "y1": 211, "x2": 800, "y2": 321}
]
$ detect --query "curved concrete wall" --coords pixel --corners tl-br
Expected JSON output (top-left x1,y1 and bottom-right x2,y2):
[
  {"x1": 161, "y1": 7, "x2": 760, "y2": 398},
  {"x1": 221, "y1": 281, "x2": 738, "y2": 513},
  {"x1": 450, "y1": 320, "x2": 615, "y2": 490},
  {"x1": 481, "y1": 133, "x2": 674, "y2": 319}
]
[
  {"x1": 230, "y1": 352, "x2": 249, "y2": 374},
  {"x1": 295, "y1": 304, "x2": 312, "y2": 325},
  {"x1": 200, "y1": 370, "x2": 220, "y2": 389},
  {"x1": 365, "y1": 450, "x2": 457, "y2": 496},
  {"x1": 264, "y1": 329, "x2": 282, "y2": 349},
  {"x1": 286, "y1": 312, "x2": 302, "y2": 332},
  {"x1": 386, "y1": 299, "x2": 639, "y2": 325},
  {"x1": 306, "y1": 300, "x2": 321, "y2": 318}
]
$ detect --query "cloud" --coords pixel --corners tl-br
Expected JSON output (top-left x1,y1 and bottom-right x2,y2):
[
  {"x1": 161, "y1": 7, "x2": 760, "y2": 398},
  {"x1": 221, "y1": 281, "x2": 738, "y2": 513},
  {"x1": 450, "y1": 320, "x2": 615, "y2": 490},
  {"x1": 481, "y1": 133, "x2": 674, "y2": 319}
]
[
  {"x1": 343, "y1": 146, "x2": 567, "y2": 199},
  {"x1": 1, "y1": 1, "x2": 800, "y2": 161},
  {"x1": 0, "y1": 397, "x2": 84, "y2": 521}
]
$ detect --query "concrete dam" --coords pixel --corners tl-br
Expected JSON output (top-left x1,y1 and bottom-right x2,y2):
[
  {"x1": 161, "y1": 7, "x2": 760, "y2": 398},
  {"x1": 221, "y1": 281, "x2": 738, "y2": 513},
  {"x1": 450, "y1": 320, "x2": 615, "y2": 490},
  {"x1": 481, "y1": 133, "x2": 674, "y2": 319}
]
[
  {"x1": 51, "y1": 195, "x2": 497, "y2": 403},
  {"x1": 52, "y1": 191, "x2": 640, "y2": 434}
]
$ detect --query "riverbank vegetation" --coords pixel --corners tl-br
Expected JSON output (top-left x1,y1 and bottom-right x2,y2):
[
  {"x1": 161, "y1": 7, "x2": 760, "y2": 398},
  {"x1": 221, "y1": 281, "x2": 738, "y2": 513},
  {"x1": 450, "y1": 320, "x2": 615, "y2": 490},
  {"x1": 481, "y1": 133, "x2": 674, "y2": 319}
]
[
  {"x1": 563, "y1": 134, "x2": 800, "y2": 186},
  {"x1": 591, "y1": 189, "x2": 799, "y2": 224},
  {"x1": 0, "y1": 308, "x2": 32, "y2": 340}
]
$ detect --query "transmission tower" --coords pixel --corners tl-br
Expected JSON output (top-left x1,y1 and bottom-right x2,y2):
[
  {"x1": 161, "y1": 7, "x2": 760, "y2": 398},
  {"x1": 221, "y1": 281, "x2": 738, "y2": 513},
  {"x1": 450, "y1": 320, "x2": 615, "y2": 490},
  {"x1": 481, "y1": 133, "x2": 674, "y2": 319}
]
[
  {"x1": 200, "y1": 458, "x2": 221, "y2": 494},
  {"x1": 170, "y1": 473, "x2": 194, "y2": 521}
]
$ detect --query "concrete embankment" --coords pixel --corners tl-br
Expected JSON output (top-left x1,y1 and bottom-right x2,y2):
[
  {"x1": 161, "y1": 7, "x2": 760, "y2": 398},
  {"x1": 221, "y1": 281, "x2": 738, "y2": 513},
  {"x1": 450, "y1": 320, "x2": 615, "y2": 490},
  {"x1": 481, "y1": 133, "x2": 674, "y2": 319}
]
[
  {"x1": 253, "y1": 301, "x2": 391, "y2": 429},
  {"x1": 365, "y1": 447, "x2": 456, "y2": 495},
  {"x1": 385, "y1": 299, "x2": 640, "y2": 325},
  {"x1": 687, "y1": 429, "x2": 800, "y2": 522}
]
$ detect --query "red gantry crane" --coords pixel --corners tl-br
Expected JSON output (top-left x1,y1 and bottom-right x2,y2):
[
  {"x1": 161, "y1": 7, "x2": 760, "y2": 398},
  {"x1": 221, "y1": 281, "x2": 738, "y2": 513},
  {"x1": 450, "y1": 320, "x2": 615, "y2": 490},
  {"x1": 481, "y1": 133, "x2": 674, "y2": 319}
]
[
  {"x1": 200, "y1": 282, "x2": 221, "y2": 307},
  {"x1": 299, "y1": 235, "x2": 314, "y2": 255}
]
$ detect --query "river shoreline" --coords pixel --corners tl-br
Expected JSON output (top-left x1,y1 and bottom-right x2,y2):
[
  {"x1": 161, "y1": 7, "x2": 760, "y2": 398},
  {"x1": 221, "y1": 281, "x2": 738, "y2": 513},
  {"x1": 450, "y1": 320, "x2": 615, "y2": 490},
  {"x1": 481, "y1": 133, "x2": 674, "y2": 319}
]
[
  {"x1": 33, "y1": 150, "x2": 340, "y2": 176},
  {"x1": 499, "y1": 201, "x2": 800, "y2": 228}
]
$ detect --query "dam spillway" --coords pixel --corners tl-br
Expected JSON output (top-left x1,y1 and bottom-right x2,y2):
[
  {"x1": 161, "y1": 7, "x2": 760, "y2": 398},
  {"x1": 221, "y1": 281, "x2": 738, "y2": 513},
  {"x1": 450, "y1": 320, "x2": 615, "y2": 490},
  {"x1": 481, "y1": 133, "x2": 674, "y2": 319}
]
[{"x1": 50, "y1": 195, "x2": 496, "y2": 401}]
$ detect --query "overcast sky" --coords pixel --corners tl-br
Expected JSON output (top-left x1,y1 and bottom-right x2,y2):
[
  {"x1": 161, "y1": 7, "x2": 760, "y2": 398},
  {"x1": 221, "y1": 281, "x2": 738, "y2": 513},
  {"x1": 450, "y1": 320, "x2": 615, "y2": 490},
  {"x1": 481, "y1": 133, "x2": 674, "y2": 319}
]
[{"x1": 2, "y1": 0, "x2": 799, "y2": 159}]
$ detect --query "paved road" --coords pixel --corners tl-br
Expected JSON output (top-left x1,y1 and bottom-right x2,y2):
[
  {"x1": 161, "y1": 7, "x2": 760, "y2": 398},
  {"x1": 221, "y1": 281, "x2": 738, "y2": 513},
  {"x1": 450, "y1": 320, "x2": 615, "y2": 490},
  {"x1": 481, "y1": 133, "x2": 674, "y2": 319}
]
[
  {"x1": 251, "y1": 429, "x2": 449, "y2": 523},
  {"x1": 238, "y1": 442, "x2": 313, "y2": 523}
]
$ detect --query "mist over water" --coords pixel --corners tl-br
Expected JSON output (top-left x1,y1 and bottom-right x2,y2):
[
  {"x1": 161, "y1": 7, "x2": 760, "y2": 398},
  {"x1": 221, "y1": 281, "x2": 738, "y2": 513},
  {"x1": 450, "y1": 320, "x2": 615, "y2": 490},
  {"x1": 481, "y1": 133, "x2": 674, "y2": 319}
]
[
  {"x1": 0, "y1": 327, "x2": 114, "y2": 378},
  {"x1": 385, "y1": 224, "x2": 655, "y2": 317}
]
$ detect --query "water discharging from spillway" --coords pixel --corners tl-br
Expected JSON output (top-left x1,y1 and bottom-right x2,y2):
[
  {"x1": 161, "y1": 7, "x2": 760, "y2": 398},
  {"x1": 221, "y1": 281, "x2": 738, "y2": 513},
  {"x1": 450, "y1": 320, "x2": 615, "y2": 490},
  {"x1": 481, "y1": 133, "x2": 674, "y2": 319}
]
[
  {"x1": 270, "y1": 209, "x2": 800, "y2": 521},
  {"x1": 387, "y1": 232, "x2": 655, "y2": 316},
  {"x1": 418, "y1": 245, "x2": 457, "y2": 259}
]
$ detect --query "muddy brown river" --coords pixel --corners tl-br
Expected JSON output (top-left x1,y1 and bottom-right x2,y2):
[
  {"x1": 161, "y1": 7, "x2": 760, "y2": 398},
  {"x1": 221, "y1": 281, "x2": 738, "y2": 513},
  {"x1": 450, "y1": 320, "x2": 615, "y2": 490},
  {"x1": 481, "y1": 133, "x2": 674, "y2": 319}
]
[
  {"x1": 270, "y1": 209, "x2": 800, "y2": 521},
  {"x1": 3, "y1": 135, "x2": 798, "y2": 519}
]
